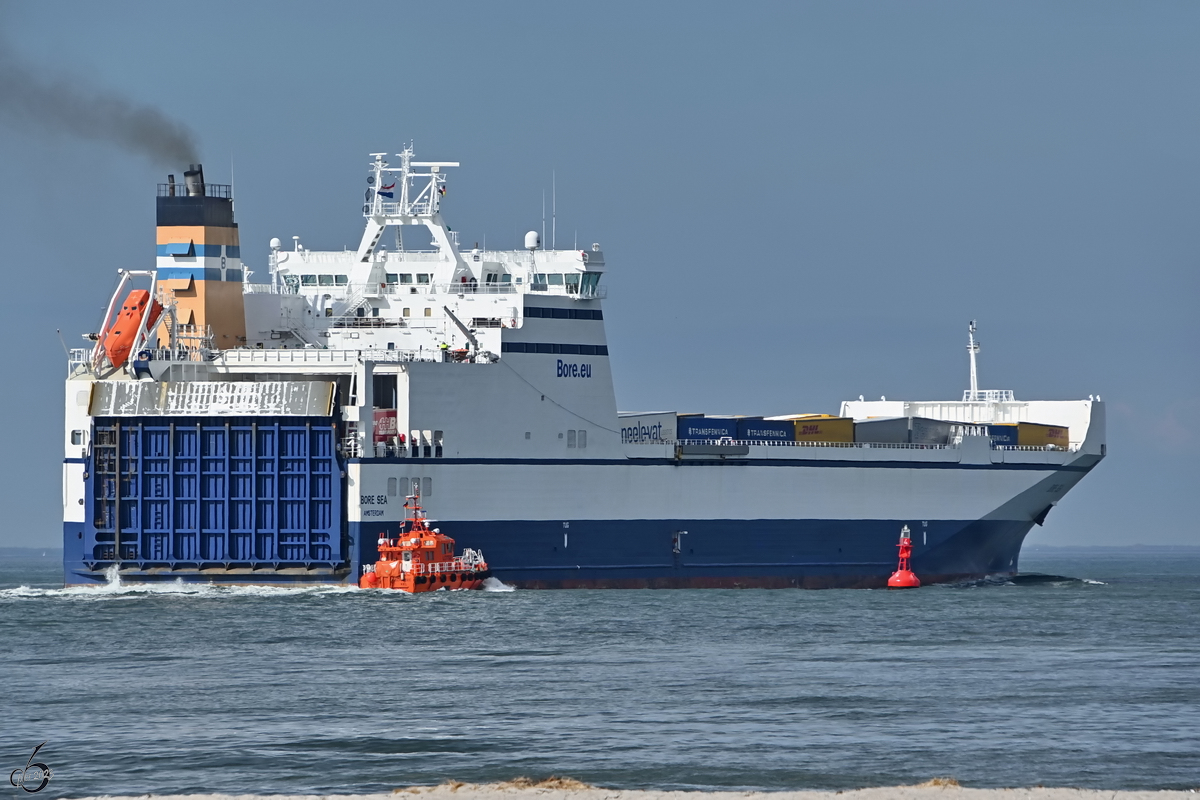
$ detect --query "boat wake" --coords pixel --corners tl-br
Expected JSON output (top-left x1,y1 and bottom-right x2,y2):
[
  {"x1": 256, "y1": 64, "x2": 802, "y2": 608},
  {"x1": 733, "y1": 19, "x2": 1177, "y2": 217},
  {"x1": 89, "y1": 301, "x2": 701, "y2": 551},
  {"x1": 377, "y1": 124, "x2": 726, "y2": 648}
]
[
  {"x1": 0, "y1": 568, "x2": 361, "y2": 600},
  {"x1": 2, "y1": 565, "x2": 516, "y2": 600},
  {"x1": 482, "y1": 576, "x2": 516, "y2": 592},
  {"x1": 941, "y1": 572, "x2": 1105, "y2": 589}
]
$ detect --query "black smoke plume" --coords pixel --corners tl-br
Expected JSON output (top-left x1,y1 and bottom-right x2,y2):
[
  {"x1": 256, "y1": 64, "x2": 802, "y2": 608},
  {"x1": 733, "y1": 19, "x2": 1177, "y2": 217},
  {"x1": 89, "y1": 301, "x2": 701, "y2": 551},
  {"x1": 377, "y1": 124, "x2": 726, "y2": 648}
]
[{"x1": 0, "y1": 38, "x2": 198, "y2": 165}]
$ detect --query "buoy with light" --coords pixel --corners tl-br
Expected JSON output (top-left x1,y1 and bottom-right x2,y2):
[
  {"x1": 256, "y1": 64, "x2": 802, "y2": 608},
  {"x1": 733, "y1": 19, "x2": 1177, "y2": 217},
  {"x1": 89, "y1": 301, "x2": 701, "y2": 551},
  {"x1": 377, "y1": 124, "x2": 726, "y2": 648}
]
[{"x1": 887, "y1": 524, "x2": 921, "y2": 589}]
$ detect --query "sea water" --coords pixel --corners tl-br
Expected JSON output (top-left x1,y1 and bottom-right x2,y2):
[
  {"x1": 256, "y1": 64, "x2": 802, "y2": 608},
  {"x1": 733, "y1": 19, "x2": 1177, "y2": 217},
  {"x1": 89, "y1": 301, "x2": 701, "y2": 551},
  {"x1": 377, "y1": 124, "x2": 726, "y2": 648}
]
[{"x1": 1, "y1": 547, "x2": 1197, "y2": 796}]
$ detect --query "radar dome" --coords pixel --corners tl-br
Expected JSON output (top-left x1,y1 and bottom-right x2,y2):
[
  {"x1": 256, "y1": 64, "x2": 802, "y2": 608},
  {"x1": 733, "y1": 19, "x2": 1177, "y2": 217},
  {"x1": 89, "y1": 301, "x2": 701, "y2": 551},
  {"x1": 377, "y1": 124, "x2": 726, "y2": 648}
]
[
  {"x1": 269, "y1": 237, "x2": 282, "y2": 250},
  {"x1": 524, "y1": 231, "x2": 540, "y2": 251}
]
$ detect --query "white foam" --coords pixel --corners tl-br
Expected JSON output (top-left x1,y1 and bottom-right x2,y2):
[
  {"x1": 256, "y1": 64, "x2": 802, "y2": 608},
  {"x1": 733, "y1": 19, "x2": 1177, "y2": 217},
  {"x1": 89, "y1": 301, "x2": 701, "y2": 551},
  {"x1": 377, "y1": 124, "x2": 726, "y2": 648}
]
[
  {"x1": 0, "y1": 573, "x2": 362, "y2": 601},
  {"x1": 482, "y1": 576, "x2": 515, "y2": 592}
]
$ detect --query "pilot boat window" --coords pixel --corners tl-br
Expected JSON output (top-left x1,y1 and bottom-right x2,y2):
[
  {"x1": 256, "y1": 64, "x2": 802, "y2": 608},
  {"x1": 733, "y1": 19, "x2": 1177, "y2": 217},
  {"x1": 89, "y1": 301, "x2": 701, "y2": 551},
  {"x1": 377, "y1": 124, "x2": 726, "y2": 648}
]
[{"x1": 402, "y1": 551, "x2": 412, "y2": 562}]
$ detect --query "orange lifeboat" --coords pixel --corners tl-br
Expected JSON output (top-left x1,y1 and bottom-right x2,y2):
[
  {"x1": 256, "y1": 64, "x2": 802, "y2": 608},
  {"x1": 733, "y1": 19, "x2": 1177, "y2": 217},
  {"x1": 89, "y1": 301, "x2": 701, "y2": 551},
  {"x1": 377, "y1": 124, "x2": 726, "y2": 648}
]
[
  {"x1": 101, "y1": 289, "x2": 163, "y2": 369},
  {"x1": 359, "y1": 494, "x2": 490, "y2": 592}
]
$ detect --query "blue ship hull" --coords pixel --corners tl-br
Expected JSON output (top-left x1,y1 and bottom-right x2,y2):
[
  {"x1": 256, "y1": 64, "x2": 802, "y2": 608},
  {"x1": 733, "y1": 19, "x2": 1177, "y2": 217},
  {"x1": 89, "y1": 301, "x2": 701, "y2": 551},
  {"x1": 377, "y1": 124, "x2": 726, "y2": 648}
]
[{"x1": 64, "y1": 516, "x2": 1033, "y2": 588}]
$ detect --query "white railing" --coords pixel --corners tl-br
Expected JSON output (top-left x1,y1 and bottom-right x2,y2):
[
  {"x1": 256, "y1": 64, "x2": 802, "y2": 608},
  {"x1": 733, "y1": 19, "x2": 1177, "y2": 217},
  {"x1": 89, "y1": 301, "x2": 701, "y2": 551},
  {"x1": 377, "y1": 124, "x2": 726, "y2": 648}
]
[
  {"x1": 627, "y1": 438, "x2": 1081, "y2": 453},
  {"x1": 243, "y1": 283, "x2": 296, "y2": 294},
  {"x1": 68, "y1": 348, "x2": 92, "y2": 375},
  {"x1": 644, "y1": 439, "x2": 950, "y2": 450},
  {"x1": 330, "y1": 317, "x2": 408, "y2": 329},
  {"x1": 220, "y1": 348, "x2": 438, "y2": 365},
  {"x1": 962, "y1": 389, "x2": 1016, "y2": 402},
  {"x1": 435, "y1": 282, "x2": 519, "y2": 295},
  {"x1": 994, "y1": 444, "x2": 1078, "y2": 452},
  {"x1": 528, "y1": 284, "x2": 607, "y2": 299}
]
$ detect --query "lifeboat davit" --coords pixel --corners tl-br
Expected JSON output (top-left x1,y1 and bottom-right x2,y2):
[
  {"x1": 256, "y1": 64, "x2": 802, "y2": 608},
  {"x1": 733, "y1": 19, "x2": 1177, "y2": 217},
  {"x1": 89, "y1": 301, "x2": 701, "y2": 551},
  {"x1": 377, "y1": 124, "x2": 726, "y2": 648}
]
[
  {"x1": 101, "y1": 289, "x2": 163, "y2": 369},
  {"x1": 359, "y1": 494, "x2": 490, "y2": 592}
]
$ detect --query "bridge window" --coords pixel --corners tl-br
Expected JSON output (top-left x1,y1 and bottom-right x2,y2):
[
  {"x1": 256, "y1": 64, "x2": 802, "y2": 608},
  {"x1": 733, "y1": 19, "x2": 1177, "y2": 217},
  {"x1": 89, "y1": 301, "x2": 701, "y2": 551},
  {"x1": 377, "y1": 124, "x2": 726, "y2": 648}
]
[
  {"x1": 565, "y1": 273, "x2": 581, "y2": 293},
  {"x1": 399, "y1": 274, "x2": 413, "y2": 284},
  {"x1": 318, "y1": 275, "x2": 334, "y2": 286},
  {"x1": 417, "y1": 274, "x2": 431, "y2": 285},
  {"x1": 335, "y1": 275, "x2": 348, "y2": 286},
  {"x1": 386, "y1": 273, "x2": 398, "y2": 285},
  {"x1": 300, "y1": 275, "x2": 317, "y2": 286},
  {"x1": 501, "y1": 274, "x2": 512, "y2": 283},
  {"x1": 547, "y1": 273, "x2": 564, "y2": 285}
]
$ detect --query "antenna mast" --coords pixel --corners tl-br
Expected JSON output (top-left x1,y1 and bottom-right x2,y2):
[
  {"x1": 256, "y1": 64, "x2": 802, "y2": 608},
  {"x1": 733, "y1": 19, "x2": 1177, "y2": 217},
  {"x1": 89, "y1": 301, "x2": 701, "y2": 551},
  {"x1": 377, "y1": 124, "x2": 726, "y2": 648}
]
[
  {"x1": 967, "y1": 320, "x2": 980, "y2": 401},
  {"x1": 552, "y1": 170, "x2": 556, "y2": 250}
]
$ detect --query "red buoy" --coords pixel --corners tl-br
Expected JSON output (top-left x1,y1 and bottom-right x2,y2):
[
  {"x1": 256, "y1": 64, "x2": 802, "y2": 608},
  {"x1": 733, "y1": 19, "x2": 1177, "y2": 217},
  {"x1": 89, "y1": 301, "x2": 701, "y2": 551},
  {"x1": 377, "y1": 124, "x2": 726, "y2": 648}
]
[{"x1": 887, "y1": 525, "x2": 921, "y2": 589}]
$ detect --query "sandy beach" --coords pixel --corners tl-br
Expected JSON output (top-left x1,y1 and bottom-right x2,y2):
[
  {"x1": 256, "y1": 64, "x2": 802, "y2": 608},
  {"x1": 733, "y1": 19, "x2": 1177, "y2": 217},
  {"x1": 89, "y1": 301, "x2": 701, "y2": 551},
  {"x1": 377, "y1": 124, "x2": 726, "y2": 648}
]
[{"x1": 77, "y1": 779, "x2": 1199, "y2": 800}]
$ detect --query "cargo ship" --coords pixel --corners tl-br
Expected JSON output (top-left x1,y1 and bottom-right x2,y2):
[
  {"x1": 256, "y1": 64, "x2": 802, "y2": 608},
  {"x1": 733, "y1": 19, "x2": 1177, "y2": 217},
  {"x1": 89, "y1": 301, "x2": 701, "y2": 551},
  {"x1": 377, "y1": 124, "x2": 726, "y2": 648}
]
[{"x1": 62, "y1": 149, "x2": 1106, "y2": 587}]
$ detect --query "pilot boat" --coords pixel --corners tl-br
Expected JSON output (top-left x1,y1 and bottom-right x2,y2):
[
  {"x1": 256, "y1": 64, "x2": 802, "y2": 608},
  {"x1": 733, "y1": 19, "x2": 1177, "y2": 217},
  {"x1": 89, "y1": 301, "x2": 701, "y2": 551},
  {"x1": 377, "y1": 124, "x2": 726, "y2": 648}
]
[{"x1": 359, "y1": 494, "x2": 490, "y2": 592}]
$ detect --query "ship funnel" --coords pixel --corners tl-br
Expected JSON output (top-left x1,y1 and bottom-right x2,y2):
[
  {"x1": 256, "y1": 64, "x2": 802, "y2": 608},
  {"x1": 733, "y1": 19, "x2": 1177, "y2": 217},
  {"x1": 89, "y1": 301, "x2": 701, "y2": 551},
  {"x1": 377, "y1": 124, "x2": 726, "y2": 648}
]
[{"x1": 184, "y1": 164, "x2": 205, "y2": 197}]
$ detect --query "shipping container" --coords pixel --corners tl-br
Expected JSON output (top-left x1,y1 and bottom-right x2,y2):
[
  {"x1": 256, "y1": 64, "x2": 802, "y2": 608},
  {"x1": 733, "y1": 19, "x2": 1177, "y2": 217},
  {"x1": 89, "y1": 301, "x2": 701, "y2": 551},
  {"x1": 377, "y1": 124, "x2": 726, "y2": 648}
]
[
  {"x1": 987, "y1": 424, "x2": 1019, "y2": 446},
  {"x1": 793, "y1": 415, "x2": 855, "y2": 443},
  {"x1": 855, "y1": 416, "x2": 954, "y2": 445},
  {"x1": 618, "y1": 411, "x2": 676, "y2": 444},
  {"x1": 736, "y1": 417, "x2": 795, "y2": 442},
  {"x1": 910, "y1": 417, "x2": 954, "y2": 445},
  {"x1": 1017, "y1": 422, "x2": 1070, "y2": 449},
  {"x1": 853, "y1": 417, "x2": 910, "y2": 444},
  {"x1": 677, "y1": 415, "x2": 738, "y2": 441}
]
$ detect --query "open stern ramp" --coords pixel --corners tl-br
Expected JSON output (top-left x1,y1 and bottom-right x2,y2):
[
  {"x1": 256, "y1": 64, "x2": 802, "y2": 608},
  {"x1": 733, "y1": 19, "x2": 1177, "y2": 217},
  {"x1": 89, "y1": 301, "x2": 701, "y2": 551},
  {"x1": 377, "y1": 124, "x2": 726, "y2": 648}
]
[{"x1": 65, "y1": 380, "x2": 348, "y2": 585}]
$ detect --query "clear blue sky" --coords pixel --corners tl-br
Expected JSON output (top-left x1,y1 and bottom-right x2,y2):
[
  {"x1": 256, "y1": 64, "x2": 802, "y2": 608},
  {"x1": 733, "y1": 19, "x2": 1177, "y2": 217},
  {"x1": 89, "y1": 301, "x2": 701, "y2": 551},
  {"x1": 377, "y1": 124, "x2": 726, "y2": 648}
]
[{"x1": 0, "y1": 1, "x2": 1196, "y2": 547}]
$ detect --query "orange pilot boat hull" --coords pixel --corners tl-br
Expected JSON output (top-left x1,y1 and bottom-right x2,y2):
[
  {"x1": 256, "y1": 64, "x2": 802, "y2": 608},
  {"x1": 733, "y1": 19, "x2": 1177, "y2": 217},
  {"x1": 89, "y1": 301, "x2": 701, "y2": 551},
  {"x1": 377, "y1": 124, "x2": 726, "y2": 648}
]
[{"x1": 102, "y1": 289, "x2": 163, "y2": 369}]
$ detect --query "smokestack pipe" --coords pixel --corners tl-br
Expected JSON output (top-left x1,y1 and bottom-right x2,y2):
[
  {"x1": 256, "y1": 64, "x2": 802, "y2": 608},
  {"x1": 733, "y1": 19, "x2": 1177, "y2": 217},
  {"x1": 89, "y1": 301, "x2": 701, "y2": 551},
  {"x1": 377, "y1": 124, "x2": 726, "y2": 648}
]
[
  {"x1": 184, "y1": 163, "x2": 205, "y2": 197},
  {"x1": 167, "y1": 174, "x2": 176, "y2": 197}
]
